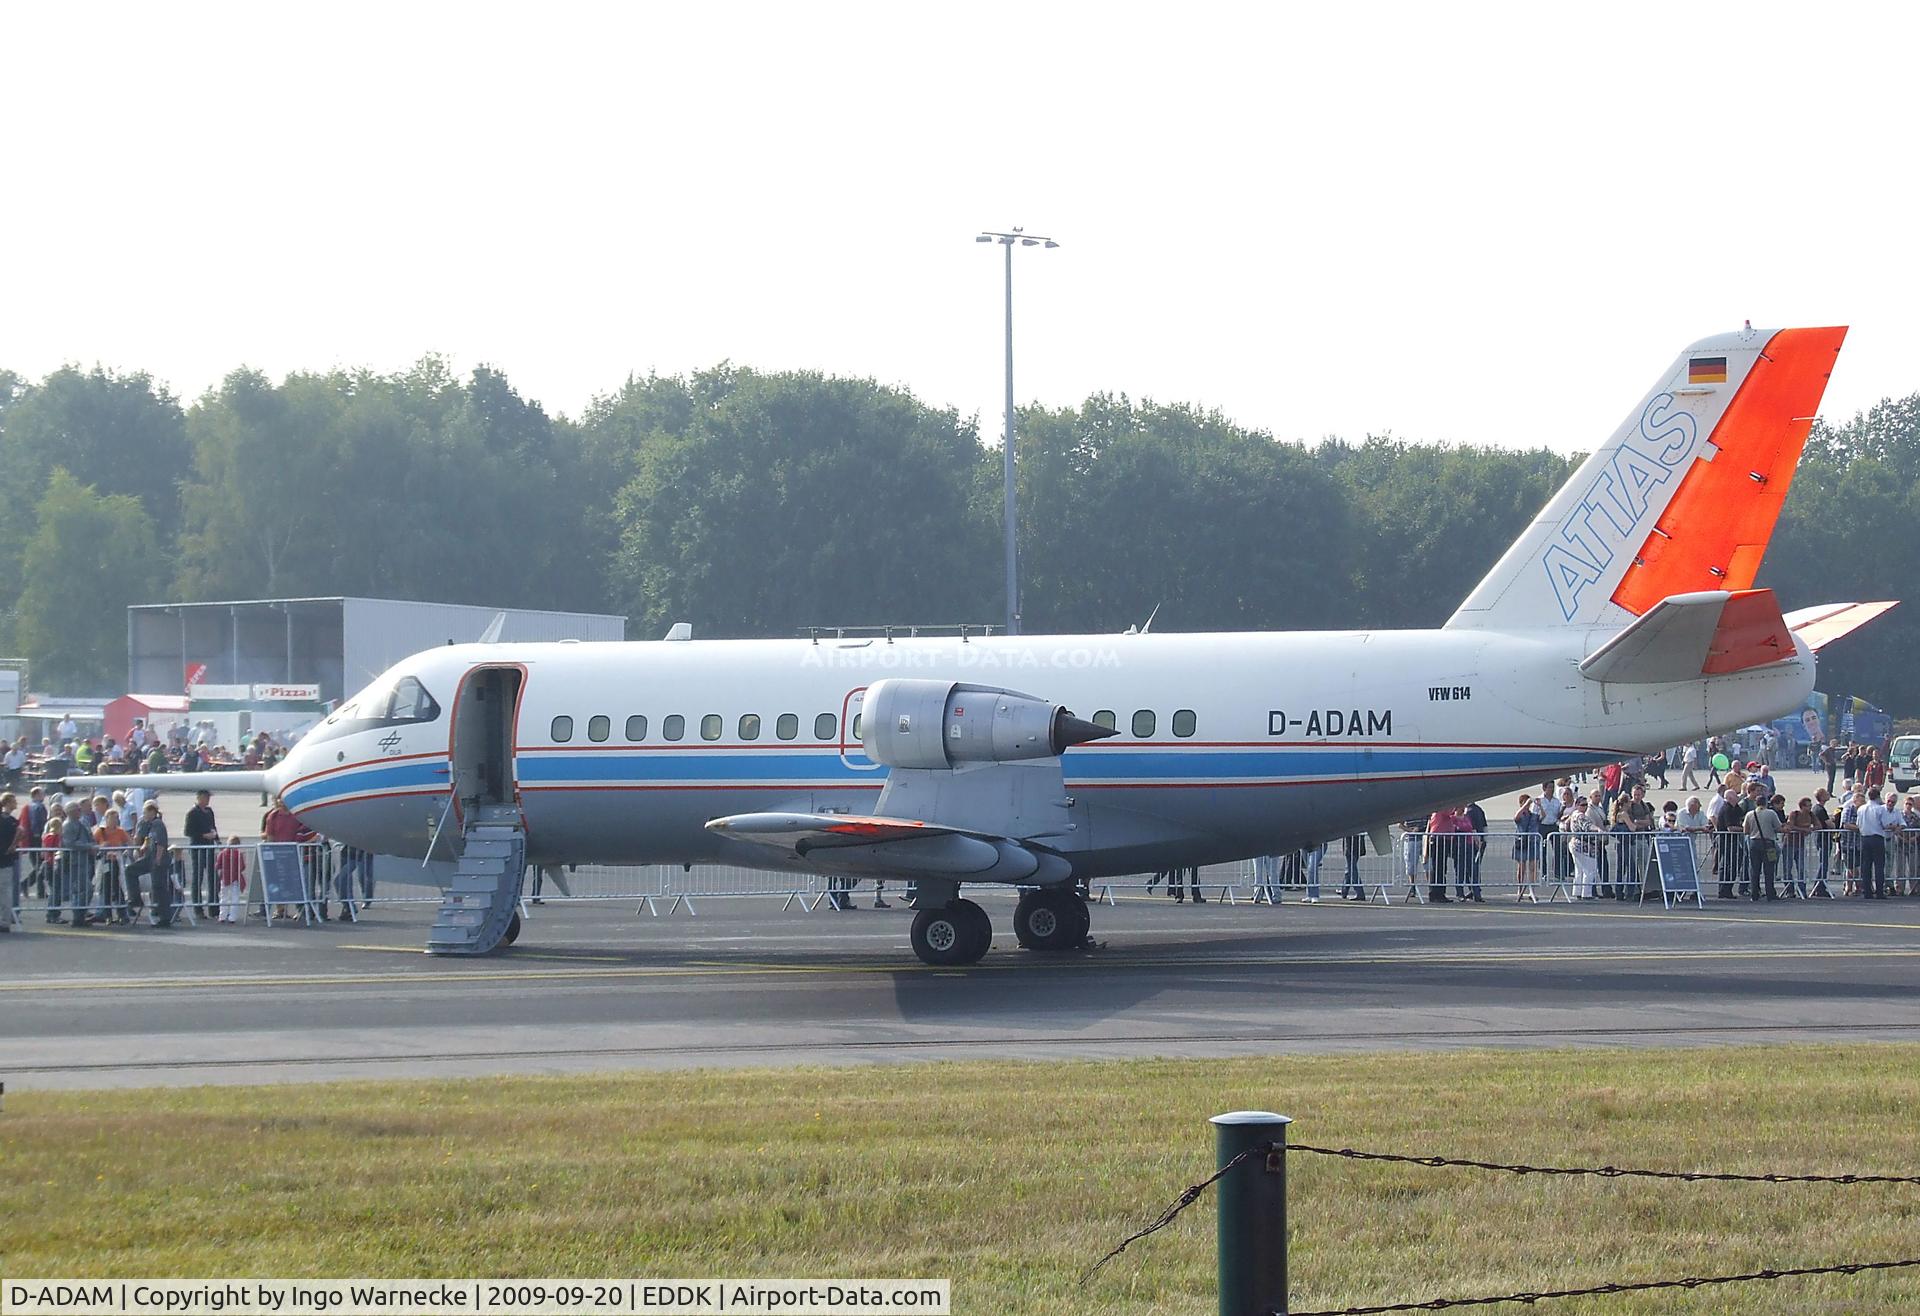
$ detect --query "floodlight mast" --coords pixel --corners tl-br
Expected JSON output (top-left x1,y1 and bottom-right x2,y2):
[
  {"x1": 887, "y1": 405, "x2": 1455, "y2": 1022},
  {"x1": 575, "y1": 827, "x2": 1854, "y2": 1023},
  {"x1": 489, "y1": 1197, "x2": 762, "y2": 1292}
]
[{"x1": 976, "y1": 227, "x2": 1058, "y2": 635}]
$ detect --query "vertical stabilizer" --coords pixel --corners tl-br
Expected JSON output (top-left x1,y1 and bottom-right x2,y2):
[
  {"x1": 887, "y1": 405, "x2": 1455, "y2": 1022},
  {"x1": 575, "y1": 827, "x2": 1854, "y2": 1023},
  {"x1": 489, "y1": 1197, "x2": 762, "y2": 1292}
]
[{"x1": 1446, "y1": 326, "x2": 1846, "y2": 630}]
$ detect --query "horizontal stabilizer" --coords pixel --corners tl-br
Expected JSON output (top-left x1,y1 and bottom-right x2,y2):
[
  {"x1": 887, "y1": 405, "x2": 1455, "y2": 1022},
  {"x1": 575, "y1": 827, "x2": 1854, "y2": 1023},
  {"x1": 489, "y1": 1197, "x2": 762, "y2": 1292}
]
[
  {"x1": 1781, "y1": 600, "x2": 1898, "y2": 652},
  {"x1": 1580, "y1": 589, "x2": 1795, "y2": 684}
]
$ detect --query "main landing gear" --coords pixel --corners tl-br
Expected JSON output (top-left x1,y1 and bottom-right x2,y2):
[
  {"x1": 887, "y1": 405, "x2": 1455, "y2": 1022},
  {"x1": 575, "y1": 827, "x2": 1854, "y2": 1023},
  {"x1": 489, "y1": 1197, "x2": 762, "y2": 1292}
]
[
  {"x1": 903, "y1": 885, "x2": 1093, "y2": 966},
  {"x1": 908, "y1": 899, "x2": 992, "y2": 966},
  {"x1": 1013, "y1": 887, "x2": 1090, "y2": 952}
]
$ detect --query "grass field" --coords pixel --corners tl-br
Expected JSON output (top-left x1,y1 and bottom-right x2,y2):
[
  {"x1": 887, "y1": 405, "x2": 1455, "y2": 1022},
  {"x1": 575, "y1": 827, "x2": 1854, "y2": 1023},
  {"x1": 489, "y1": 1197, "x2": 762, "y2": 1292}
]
[{"x1": 5, "y1": 1046, "x2": 1920, "y2": 1313}]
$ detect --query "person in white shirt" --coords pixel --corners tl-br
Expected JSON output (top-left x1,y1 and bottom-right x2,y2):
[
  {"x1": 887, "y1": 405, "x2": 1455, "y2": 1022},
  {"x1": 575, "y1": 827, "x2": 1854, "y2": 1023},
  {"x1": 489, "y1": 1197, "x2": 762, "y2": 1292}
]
[
  {"x1": 1856, "y1": 787, "x2": 1898, "y2": 899},
  {"x1": 1531, "y1": 790, "x2": 1560, "y2": 892},
  {"x1": 1567, "y1": 798, "x2": 1600, "y2": 899}
]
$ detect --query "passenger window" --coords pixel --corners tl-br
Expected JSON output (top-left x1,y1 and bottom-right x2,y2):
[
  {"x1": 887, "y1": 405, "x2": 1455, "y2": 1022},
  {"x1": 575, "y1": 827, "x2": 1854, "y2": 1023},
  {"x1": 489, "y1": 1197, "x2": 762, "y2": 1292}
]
[
  {"x1": 1172, "y1": 709, "x2": 1196, "y2": 738},
  {"x1": 663, "y1": 715, "x2": 685, "y2": 741},
  {"x1": 740, "y1": 714, "x2": 761, "y2": 741},
  {"x1": 852, "y1": 713, "x2": 862, "y2": 739},
  {"x1": 1092, "y1": 709, "x2": 1116, "y2": 731},
  {"x1": 1132, "y1": 709, "x2": 1156, "y2": 738},
  {"x1": 588, "y1": 715, "x2": 610, "y2": 743},
  {"x1": 625, "y1": 715, "x2": 647, "y2": 742},
  {"x1": 701, "y1": 713, "x2": 722, "y2": 741},
  {"x1": 815, "y1": 712, "x2": 836, "y2": 740},
  {"x1": 776, "y1": 713, "x2": 798, "y2": 741},
  {"x1": 551, "y1": 716, "x2": 574, "y2": 743}
]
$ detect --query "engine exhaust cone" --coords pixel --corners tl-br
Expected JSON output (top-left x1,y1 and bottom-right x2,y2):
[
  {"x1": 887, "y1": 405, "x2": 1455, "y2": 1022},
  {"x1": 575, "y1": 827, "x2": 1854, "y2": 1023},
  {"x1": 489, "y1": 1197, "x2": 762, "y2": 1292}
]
[{"x1": 1053, "y1": 712, "x2": 1121, "y2": 753}]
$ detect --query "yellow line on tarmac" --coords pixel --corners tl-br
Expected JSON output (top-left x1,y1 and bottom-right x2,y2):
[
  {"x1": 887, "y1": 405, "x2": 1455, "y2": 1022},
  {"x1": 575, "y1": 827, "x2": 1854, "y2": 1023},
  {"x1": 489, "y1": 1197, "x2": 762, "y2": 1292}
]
[
  {"x1": 1440, "y1": 902, "x2": 1920, "y2": 933},
  {"x1": 1107, "y1": 890, "x2": 1920, "y2": 931},
  {"x1": 337, "y1": 944, "x2": 633, "y2": 963},
  {"x1": 0, "y1": 965, "x2": 827, "y2": 992}
]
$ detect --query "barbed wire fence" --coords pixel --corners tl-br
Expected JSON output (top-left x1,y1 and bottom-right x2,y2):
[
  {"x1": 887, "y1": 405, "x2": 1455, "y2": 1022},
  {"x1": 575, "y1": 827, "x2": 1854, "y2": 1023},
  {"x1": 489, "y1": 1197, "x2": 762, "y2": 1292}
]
[{"x1": 1085, "y1": 1118, "x2": 1920, "y2": 1314}]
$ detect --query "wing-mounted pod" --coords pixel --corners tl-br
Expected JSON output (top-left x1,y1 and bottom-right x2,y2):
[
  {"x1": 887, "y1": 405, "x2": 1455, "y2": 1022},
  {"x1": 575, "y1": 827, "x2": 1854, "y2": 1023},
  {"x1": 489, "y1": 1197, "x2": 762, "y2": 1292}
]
[
  {"x1": 861, "y1": 678, "x2": 1116, "y2": 770},
  {"x1": 708, "y1": 679, "x2": 1113, "y2": 887}
]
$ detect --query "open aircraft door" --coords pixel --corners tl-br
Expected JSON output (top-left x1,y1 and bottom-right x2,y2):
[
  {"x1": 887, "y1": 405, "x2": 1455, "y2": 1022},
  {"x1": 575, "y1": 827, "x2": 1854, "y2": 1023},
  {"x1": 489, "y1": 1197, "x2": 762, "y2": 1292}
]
[{"x1": 447, "y1": 664, "x2": 528, "y2": 831}]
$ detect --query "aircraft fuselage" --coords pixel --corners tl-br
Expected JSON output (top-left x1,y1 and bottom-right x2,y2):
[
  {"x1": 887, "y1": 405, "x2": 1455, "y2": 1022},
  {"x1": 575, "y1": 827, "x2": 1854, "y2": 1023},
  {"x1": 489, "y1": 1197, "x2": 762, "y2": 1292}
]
[{"x1": 273, "y1": 626, "x2": 1814, "y2": 876}]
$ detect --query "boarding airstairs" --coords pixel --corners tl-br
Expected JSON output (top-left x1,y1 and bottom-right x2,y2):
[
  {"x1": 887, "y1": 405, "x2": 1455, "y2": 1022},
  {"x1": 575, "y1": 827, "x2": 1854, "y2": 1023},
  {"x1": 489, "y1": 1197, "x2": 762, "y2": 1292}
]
[{"x1": 425, "y1": 804, "x2": 526, "y2": 955}]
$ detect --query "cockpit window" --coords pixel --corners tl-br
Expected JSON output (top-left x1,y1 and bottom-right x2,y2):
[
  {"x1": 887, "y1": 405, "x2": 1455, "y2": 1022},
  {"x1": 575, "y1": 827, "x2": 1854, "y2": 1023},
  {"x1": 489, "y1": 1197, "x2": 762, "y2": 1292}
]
[
  {"x1": 387, "y1": 677, "x2": 439, "y2": 722},
  {"x1": 344, "y1": 674, "x2": 441, "y2": 726},
  {"x1": 304, "y1": 674, "x2": 440, "y2": 749}
]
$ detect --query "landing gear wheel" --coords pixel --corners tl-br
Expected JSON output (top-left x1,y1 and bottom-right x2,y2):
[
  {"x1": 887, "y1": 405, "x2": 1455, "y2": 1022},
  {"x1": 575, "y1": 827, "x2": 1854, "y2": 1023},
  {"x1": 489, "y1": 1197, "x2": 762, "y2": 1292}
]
[
  {"x1": 1065, "y1": 894, "x2": 1091, "y2": 945},
  {"x1": 951, "y1": 898, "x2": 992, "y2": 962},
  {"x1": 1015, "y1": 888, "x2": 1088, "y2": 951},
  {"x1": 910, "y1": 901, "x2": 991, "y2": 966},
  {"x1": 500, "y1": 912, "x2": 521, "y2": 948}
]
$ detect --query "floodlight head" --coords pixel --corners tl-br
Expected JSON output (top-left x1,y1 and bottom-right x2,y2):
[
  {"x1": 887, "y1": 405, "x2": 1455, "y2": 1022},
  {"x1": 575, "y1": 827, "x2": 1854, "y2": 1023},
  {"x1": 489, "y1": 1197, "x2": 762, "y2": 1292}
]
[
  {"x1": 1044, "y1": 240, "x2": 1059, "y2": 248},
  {"x1": 975, "y1": 234, "x2": 992, "y2": 243},
  {"x1": 1021, "y1": 238, "x2": 1038, "y2": 246}
]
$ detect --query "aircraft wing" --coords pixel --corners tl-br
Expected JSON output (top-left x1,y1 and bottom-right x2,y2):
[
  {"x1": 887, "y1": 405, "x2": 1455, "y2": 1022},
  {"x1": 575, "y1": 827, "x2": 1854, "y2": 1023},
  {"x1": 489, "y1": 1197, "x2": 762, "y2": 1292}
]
[
  {"x1": 1580, "y1": 589, "x2": 1796, "y2": 684},
  {"x1": 706, "y1": 811, "x2": 1070, "y2": 883},
  {"x1": 1781, "y1": 600, "x2": 1898, "y2": 652}
]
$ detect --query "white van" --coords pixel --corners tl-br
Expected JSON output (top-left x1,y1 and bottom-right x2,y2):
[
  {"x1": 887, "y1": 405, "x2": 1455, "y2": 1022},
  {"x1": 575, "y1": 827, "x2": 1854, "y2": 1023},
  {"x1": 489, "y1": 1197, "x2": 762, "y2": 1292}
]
[{"x1": 1892, "y1": 735, "x2": 1920, "y2": 792}]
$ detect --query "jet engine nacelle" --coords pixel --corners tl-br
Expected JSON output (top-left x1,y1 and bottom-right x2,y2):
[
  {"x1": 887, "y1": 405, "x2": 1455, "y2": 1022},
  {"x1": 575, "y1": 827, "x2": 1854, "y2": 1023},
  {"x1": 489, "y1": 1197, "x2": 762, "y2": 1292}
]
[{"x1": 860, "y1": 678, "x2": 1116, "y2": 771}]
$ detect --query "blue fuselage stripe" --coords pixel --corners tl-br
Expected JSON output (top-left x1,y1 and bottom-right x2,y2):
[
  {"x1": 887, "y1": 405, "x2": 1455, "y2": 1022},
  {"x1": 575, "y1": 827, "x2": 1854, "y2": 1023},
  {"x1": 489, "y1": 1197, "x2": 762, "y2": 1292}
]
[{"x1": 287, "y1": 746, "x2": 1596, "y2": 811}]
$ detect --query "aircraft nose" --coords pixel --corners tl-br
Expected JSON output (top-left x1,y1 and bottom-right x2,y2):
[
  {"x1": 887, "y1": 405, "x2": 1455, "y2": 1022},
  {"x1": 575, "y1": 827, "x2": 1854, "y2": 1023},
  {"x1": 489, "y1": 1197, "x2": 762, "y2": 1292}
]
[{"x1": 264, "y1": 754, "x2": 298, "y2": 800}]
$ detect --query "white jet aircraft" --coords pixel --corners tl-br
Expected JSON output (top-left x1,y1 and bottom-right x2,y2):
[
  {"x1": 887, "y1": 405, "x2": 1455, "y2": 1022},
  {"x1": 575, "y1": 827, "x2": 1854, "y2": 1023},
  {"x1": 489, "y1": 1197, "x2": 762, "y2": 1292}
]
[{"x1": 65, "y1": 325, "x2": 1892, "y2": 964}]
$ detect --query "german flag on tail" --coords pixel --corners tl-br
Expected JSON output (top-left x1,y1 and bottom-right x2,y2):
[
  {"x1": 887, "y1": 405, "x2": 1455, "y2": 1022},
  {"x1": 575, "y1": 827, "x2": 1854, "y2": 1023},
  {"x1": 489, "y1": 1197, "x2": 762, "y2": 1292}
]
[{"x1": 1689, "y1": 356, "x2": 1728, "y2": 384}]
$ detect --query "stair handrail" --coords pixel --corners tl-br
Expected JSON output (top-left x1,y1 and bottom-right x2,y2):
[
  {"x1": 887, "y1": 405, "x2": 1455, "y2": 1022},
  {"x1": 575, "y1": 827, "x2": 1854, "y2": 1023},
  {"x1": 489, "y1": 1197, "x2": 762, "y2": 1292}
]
[{"x1": 423, "y1": 790, "x2": 458, "y2": 868}]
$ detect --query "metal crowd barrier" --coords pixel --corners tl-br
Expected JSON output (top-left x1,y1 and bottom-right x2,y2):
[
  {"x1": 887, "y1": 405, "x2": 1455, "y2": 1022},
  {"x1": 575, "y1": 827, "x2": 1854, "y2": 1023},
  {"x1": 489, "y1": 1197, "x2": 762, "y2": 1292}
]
[
  {"x1": 8, "y1": 840, "x2": 341, "y2": 929},
  {"x1": 1087, "y1": 826, "x2": 1920, "y2": 905},
  {"x1": 7, "y1": 828, "x2": 1917, "y2": 931}
]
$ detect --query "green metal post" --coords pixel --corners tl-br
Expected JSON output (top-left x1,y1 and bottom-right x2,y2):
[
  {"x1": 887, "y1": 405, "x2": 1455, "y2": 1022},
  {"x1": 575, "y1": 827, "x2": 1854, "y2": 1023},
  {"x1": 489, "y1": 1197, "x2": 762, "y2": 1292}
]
[{"x1": 1213, "y1": 1110, "x2": 1290, "y2": 1315}]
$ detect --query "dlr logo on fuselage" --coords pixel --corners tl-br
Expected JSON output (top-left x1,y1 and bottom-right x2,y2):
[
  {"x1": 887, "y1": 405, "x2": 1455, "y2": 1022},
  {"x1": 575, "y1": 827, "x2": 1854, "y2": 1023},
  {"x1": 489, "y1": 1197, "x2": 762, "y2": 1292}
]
[{"x1": 1540, "y1": 392, "x2": 1700, "y2": 620}]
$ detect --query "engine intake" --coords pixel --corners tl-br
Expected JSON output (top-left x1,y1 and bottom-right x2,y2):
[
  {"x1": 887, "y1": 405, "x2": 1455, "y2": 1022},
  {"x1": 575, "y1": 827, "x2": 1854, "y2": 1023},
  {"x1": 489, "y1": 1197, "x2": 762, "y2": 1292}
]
[{"x1": 861, "y1": 679, "x2": 1116, "y2": 771}]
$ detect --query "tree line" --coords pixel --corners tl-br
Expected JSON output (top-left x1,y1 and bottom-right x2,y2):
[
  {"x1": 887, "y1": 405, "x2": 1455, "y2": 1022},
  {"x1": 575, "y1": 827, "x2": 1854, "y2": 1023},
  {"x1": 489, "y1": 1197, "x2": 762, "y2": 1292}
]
[{"x1": 0, "y1": 360, "x2": 1909, "y2": 715}]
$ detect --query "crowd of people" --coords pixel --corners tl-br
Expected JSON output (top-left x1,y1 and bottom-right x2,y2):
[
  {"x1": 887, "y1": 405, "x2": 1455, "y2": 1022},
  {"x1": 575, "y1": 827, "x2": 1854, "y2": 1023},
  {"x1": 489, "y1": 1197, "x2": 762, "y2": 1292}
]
[
  {"x1": 1394, "y1": 743, "x2": 1920, "y2": 905},
  {"x1": 0, "y1": 717, "x2": 294, "y2": 792},
  {"x1": 0, "y1": 785, "x2": 376, "y2": 932}
]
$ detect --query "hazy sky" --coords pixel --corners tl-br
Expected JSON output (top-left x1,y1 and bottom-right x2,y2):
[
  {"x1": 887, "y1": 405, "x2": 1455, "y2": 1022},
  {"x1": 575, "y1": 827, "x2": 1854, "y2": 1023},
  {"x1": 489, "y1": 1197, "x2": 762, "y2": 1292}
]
[{"x1": 5, "y1": 2, "x2": 1915, "y2": 453}]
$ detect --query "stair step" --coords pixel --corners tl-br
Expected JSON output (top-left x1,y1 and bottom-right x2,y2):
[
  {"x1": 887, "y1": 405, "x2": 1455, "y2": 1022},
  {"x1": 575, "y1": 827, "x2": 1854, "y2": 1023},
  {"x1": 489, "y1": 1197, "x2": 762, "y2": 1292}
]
[{"x1": 426, "y1": 820, "x2": 525, "y2": 955}]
